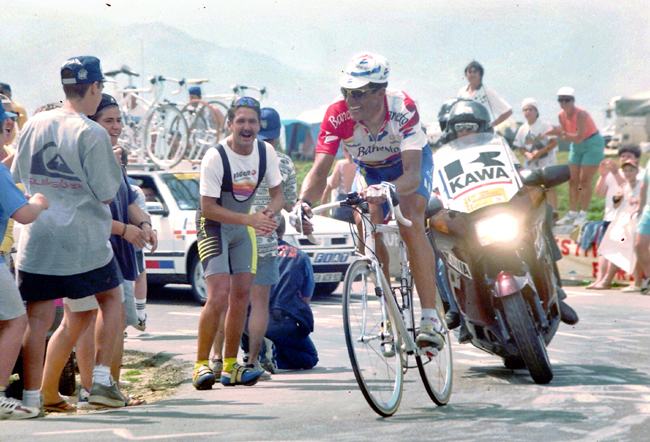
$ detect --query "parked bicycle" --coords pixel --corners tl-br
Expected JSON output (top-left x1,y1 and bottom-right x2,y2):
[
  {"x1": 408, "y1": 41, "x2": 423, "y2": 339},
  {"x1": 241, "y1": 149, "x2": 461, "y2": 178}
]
[
  {"x1": 298, "y1": 184, "x2": 453, "y2": 417},
  {"x1": 104, "y1": 67, "x2": 189, "y2": 168}
]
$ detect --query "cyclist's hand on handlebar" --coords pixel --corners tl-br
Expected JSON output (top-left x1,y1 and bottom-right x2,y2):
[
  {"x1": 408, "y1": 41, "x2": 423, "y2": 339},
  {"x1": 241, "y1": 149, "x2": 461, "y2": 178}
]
[
  {"x1": 290, "y1": 201, "x2": 314, "y2": 235},
  {"x1": 361, "y1": 182, "x2": 393, "y2": 205}
]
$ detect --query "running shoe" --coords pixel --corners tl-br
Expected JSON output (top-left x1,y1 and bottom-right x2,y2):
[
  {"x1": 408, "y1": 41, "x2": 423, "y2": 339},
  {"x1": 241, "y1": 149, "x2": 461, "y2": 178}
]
[
  {"x1": 209, "y1": 359, "x2": 223, "y2": 379},
  {"x1": 259, "y1": 338, "x2": 278, "y2": 374},
  {"x1": 132, "y1": 313, "x2": 147, "y2": 332},
  {"x1": 77, "y1": 388, "x2": 102, "y2": 410},
  {"x1": 556, "y1": 212, "x2": 577, "y2": 226},
  {"x1": 88, "y1": 380, "x2": 125, "y2": 408}
]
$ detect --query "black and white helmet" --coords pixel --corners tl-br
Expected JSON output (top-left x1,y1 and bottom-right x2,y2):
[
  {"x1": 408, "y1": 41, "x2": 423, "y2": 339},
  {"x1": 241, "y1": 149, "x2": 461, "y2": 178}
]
[
  {"x1": 437, "y1": 97, "x2": 472, "y2": 132},
  {"x1": 446, "y1": 100, "x2": 492, "y2": 140}
]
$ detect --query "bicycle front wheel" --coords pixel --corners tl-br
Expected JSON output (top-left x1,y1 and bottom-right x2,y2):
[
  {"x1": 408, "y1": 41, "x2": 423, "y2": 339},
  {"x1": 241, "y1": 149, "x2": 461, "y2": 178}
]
[
  {"x1": 343, "y1": 259, "x2": 404, "y2": 417},
  {"x1": 416, "y1": 289, "x2": 453, "y2": 406},
  {"x1": 144, "y1": 104, "x2": 189, "y2": 168}
]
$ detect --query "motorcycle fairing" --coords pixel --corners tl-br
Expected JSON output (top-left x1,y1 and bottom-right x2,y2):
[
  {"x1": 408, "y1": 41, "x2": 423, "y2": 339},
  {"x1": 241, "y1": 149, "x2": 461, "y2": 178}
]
[{"x1": 433, "y1": 133, "x2": 522, "y2": 214}]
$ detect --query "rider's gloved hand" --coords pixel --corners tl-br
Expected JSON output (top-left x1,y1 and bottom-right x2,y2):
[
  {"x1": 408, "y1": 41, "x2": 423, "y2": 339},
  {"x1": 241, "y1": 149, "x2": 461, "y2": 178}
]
[{"x1": 290, "y1": 200, "x2": 314, "y2": 235}]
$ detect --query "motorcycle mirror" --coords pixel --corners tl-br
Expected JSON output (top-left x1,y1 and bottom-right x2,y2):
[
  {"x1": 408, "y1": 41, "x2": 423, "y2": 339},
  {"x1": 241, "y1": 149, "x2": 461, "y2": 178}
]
[{"x1": 521, "y1": 164, "x2": 570, "y2": 189}]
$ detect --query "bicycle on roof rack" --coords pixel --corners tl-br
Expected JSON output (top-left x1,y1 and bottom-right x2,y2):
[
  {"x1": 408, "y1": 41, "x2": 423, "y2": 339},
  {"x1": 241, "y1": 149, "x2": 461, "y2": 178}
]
[{"x1": 104, "y1": 66, "x2": 189, "y2": 169}]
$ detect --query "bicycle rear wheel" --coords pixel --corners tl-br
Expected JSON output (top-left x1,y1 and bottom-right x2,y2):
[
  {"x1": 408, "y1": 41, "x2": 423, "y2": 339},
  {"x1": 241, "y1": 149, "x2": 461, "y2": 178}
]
[
  {"x1": 343, "y1": 259, "x2": 403, "y2": 417},
  {"x1": 144, "y1": 104, "x2": 189, "y2": 168},
  {"x1": 182, "y1": 100, "x2": 222, "y2": 163},
  {"x1": 416, "y1": 289, "x2": 453, "y2": 406}
]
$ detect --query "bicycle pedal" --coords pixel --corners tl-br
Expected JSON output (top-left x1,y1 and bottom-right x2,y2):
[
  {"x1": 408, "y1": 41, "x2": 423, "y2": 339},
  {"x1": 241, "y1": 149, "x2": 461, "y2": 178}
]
[{"x1": 381, "y1": 341, "x2": 396, "y2": 358}]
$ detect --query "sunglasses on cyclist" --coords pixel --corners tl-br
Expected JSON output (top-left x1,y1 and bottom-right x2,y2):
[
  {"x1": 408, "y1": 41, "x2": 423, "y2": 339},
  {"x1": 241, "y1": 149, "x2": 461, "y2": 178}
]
[
  {"x1": 557, "y1": 97, "x2": 573, "y2": 103},
  {"x1": 231, "y1": 97, "x2": 261, "y2": 108},
  {"x1": 340, "y1": 87, "x2": 377, "y2": 99},
  {"x1": 454, "y1": 122, "x2": 479, "y2": 132}
]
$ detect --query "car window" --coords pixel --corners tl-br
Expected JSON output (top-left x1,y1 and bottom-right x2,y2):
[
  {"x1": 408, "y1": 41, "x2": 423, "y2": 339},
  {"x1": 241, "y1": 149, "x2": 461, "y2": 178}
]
[{"x1": 161, "y1": 172, "x2": 200, "y2": 210}]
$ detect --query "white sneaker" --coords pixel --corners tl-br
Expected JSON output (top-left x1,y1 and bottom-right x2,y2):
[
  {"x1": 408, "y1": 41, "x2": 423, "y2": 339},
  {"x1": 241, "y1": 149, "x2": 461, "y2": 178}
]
[
  {"x1": 556, "y1": 212, "x2": 577, "y2": 226},
  {"x1": 573, "y1": 212, "x2": 588, "y2": 226},
  {"x1": 0, "y1": 396, "x2": 40, "y2": 420}
]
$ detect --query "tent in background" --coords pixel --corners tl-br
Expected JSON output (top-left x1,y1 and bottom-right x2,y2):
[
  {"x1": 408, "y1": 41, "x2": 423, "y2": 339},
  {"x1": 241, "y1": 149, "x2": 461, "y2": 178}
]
[
  {"x1": 615, "y1": 90, "x2": 650, "y2": 116},
  {"x1": 282, "y1": 104, "x2": 344, "y2": 160}
]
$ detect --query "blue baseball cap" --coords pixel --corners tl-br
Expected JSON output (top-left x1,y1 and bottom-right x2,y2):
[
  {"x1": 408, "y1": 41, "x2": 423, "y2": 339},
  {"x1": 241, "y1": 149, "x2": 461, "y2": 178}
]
[
  {"x1": 0, "y1": 105, "x2": 17, "y2": 124},
  {"x1": 258, "y1": 108, "x2": 281, "y2": 140},
  {"x1": 61, "y1": 56, "x2": 105, "y2": 85},
  {"x1": 188, "y1": 86, "x2": 202, "y2": 98}
]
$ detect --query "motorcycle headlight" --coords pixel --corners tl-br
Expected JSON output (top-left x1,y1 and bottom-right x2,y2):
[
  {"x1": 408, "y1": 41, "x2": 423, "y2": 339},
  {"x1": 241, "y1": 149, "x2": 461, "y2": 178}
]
[{"x1": 475, "y1": 213, "x2": 520, "y2": 246}]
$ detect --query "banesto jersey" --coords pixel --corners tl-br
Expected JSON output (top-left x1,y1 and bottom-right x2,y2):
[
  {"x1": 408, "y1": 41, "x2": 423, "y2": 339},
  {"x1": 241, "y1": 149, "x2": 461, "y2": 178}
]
[{"x1": 316, "y1": 89, "x2": 428, "y2": 168}]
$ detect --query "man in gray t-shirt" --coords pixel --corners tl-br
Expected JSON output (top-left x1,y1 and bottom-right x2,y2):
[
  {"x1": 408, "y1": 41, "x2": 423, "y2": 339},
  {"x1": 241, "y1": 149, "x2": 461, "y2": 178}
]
[{"x1": 11, "y1": 56, "x2": 126, "y2": 410}]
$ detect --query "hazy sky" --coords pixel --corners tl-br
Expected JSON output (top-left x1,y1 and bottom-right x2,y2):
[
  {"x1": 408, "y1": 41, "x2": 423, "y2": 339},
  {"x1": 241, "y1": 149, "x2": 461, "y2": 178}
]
[{"x1": 5, "y1": 0, "x2": 650, "y2": 127}]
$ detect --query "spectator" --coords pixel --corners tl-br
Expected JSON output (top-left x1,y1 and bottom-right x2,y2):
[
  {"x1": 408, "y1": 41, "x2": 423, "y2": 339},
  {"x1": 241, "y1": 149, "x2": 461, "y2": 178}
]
[
  {"x1": 194, "y1": 97, "x2": 282, "y2": 389},
  {"x1": 189, "y1": 86, "x2": 202, "y2": 101},
  {"x1": 588, "y1": 146, "x2": 643, "y2": 290},
  {"x1": 547, "y1": 87, "x2": 606, "y2": 227},
  {"x1": 457, "y1": 61, "x2": 512, "y2": 128},
  {"x1": 0, "y1": 104, "x2": 48, "y2": 419},
  {"x1": 321, "y1": 148, "x2": 356, "y2": 223},
  {"x1": 267, "y1": 216, "x2": 318, "y2": 369},
  {"x1": 40, "y1": 93, "x2": 154, "y2": 411},
  {"x1": 588, "y1": 159, "x2": 642, "y2": 290},
  {"x1": 11, "y1": 56, "x2": 125, "y2": 410},
  {"x1": 0, "y1": 82, "x2": 28, "y2": 144},
  {"x1": 513, "y1": 98, "x2": 559, "y2": 210},
  {"x1": 230, "y1": 107, "x2": 297, "y2": 378}
]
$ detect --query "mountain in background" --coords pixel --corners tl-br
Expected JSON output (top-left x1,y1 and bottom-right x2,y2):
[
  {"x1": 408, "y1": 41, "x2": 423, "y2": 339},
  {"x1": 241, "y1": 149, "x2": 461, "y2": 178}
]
[{"x1": 2, "y1": 20, "x2": 333, "y2": 121}]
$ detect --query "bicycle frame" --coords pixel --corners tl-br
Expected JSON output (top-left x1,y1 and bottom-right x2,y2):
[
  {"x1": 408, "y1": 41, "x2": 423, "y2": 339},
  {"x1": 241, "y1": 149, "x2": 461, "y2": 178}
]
[{"x1": 309, "y1": 198, "x2": 423, "y2": 359}]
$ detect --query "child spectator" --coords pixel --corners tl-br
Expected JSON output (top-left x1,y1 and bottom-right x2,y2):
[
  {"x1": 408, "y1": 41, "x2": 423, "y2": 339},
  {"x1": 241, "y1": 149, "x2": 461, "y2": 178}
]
[
  {"x1": 588, "y1": 146, "x2": 642, "y2": 290},
  {"x1": 0, "y1": 105, "x2": 49, "y2": 419}
]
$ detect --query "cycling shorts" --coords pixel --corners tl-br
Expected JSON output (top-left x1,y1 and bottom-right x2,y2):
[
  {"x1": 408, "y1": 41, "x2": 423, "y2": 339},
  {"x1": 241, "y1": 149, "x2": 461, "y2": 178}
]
[
  {"x1": 352, "y1": 144, "x2": 433, "y2": 219},
  {"x1": 197, "y1": 216, "x2": 257, "y2": 276}
]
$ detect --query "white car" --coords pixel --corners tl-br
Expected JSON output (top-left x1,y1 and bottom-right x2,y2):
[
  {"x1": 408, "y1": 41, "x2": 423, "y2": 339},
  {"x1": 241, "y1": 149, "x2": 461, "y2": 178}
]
[{"x1": 128, "y1": 168, "x2": 356, "y2": 304}]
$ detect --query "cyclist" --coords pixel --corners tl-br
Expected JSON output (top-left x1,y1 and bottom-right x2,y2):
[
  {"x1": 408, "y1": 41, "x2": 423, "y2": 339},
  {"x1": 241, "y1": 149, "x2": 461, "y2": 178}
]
[{"x1": 296, "y1": 52, "x2": 444, "y2": 350}]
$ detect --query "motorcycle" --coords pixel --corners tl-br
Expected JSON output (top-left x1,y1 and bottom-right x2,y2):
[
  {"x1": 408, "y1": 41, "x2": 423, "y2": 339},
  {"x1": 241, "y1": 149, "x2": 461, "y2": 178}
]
[{"x1": 426, "y1": 132, "x2": 570, "y2": 384}]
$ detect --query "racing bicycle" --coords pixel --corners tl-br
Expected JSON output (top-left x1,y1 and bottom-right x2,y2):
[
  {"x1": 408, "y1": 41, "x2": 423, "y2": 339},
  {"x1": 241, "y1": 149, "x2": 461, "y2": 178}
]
[{"x1": 300, "y1": 185, "x2": 453, "y2": 416}]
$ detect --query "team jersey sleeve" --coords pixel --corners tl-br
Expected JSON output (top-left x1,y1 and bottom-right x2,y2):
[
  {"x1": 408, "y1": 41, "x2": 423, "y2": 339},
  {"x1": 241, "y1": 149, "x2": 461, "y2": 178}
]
[
  {"x1": 315, "y1": 102, "x2": 344, "y2": 156},
  {"x1": 398, "y1": 95, "x2": 428, "y2": 152},
  {"x1": 264, "y1": 143, "x2": 283, "y2": 189},
  {"x1": 200, "y1": 147, "x2": 224, "y2": 198}
]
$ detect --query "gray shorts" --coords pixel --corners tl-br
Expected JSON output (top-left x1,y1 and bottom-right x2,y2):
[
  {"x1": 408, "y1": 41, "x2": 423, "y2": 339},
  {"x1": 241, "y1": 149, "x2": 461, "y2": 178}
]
[
  {"x1": 199, "y1": 218, "x2": 256, "y2": 277},
  {"x1": 0, "y1": 263, "x2": 26, "y2": 321},
  {"x1": 253, "y1": 255, "x2": 280, "y2": 286}
]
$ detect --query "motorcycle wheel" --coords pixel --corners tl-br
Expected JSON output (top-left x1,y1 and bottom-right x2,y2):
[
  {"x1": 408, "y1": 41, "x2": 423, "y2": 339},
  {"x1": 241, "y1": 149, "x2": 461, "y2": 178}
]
[
  {"x1": 416, "y1": 289, "x2": 453, "y2": 406},
  {"x1": 502, "y1": 292, "x2": 553, "y2": 384},
  {"x1": 342, "y1": 260, "x2": 404, "y2": 417}
]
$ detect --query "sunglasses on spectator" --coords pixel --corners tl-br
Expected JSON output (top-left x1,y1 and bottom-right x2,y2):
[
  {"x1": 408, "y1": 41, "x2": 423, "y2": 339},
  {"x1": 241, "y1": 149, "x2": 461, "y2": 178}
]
[
  {"x1": 558, "y1": 97, "x2": 573, "y2": 103},
  {"x1": 231, "y1": 97, "x2": 260, "y2": 108},
  {"x1": 454, "y1": 122, "x2": 479, "y2": 132},
  {"x1": 340, "y1": 87, "x2": 377, "y2": 99}
]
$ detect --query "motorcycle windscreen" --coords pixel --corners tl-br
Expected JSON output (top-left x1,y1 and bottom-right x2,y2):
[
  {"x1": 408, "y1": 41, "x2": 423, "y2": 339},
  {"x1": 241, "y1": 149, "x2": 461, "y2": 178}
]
[{"x1": 433, "y1": 133, "x2": 523, "y2": 214}]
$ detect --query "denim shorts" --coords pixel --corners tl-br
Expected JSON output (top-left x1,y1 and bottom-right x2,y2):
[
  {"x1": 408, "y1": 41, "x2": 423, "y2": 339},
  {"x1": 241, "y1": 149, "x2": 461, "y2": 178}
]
[
  {"x1": 253, "y1": 255, "x2": 279, "y2": 286},
  {"x1": 568, "y1": 132, "x2": 605, "y2": 166}
]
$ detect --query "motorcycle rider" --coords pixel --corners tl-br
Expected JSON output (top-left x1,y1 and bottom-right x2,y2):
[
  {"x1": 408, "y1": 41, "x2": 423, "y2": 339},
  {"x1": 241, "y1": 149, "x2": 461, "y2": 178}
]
[{"x1": 438, "y1": 100, "x2": 578, "y2": 343}]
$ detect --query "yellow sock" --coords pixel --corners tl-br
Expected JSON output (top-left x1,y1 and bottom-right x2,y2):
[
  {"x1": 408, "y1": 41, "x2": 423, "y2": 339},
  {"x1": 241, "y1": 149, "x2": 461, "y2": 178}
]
[
  {"x1": 194, "y1": 360, "x2": 209, "y2": 372},
  {"x1": 223, "y1": 358, "x2": 237, "y2": 373}
]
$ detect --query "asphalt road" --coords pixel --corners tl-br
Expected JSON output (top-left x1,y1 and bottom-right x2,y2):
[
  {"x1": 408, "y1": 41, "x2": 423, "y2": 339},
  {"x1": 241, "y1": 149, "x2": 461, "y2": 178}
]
[{"x1": 4, "y1": 284, "x2": 650, "y2": 442}]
